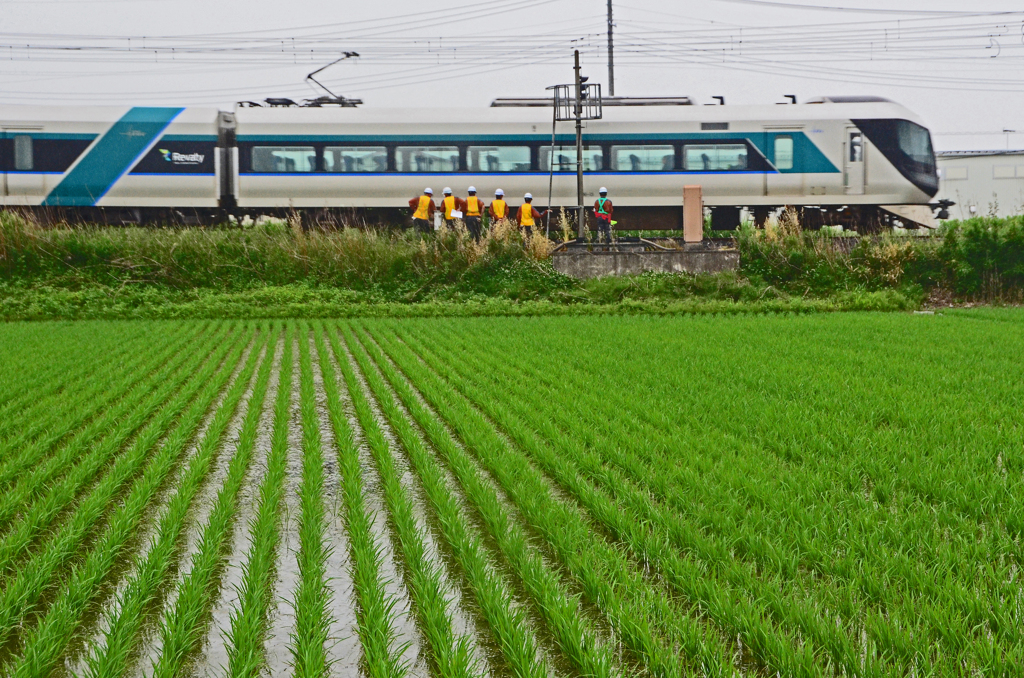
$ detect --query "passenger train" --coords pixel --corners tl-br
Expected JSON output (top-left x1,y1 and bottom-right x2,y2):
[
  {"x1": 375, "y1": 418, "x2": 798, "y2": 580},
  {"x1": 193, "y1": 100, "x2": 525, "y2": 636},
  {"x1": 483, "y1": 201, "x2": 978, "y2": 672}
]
[{"x1": 0, "y1": 96, "x2": 941, "y2": 230}]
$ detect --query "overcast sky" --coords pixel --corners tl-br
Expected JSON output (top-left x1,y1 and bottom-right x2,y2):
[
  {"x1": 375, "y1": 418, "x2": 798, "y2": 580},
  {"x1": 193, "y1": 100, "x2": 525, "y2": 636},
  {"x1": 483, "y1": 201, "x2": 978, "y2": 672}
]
[{"x1": 2, "y1": 0, "x2": 1022, "y2": 151}]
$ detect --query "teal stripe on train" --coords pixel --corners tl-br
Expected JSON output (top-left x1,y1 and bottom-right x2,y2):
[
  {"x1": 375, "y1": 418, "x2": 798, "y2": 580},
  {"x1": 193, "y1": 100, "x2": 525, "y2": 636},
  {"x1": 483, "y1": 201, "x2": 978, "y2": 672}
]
[{"x1": 42, "y1": 107, "x2": 183, "y2": 207}]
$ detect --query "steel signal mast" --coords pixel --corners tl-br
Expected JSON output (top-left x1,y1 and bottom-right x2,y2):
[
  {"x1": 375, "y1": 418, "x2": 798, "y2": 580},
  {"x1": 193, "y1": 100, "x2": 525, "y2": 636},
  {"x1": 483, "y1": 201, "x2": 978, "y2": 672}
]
[{"x1": 607, "y1": 0, "x2": 615, "y2": 96}]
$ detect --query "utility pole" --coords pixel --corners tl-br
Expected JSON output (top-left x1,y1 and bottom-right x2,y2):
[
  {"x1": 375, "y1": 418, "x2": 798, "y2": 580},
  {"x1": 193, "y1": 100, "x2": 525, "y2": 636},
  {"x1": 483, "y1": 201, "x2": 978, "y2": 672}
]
[
  {"x1": 574, "y1": 49, "x2": 585, "y2": 238},
  {"x1": 607, "y1": 0, "x2": 615, "y2": 97}
]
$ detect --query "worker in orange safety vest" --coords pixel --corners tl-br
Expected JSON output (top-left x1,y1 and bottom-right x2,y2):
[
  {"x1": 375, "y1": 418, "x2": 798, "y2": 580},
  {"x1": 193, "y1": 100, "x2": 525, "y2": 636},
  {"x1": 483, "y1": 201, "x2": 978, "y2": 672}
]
[
  {"x1": 515, "y1": 193, "x2": 549, "y2": 239},
  {"x1": 408, "y1": 188, "x2": 435, "y2": 234},
  {"x1": 463, "y1": 186, "x2": 484, "y2": 241}
]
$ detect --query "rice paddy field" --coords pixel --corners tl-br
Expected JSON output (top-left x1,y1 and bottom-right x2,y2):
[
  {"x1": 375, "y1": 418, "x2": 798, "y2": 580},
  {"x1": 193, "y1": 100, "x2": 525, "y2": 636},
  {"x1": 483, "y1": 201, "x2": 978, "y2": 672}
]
[{"x1": 0, "y1": 311, "x2": 1022, "y2": 678}]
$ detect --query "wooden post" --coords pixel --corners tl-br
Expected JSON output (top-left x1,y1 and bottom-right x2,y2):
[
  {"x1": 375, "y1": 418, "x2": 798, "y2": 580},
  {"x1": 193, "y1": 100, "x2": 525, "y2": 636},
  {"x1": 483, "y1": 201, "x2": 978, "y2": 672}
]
[{"x1": 683, "y1": 185, "x2": 703, "y2": 243}]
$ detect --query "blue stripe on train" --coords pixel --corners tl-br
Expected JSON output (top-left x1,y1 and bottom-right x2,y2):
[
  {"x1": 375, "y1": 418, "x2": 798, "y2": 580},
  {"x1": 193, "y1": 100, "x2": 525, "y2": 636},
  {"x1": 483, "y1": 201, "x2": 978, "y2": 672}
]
[{"x1": 42, "y1": 107, "x2": 183, "y2": 207}]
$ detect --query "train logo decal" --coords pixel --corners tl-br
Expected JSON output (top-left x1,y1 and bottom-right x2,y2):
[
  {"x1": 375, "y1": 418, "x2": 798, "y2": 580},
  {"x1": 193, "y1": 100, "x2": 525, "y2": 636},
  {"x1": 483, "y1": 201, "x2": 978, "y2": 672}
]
[{"x1": 160, "y1": 148, "x2": 205, "y2": 165}]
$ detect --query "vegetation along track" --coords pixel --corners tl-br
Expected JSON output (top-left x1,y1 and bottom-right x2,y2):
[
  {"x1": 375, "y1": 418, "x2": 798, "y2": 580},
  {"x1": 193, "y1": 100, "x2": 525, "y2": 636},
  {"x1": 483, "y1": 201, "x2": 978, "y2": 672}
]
[{"x1": 0, "y1": 310, "x2": 1022, "y2": 677}]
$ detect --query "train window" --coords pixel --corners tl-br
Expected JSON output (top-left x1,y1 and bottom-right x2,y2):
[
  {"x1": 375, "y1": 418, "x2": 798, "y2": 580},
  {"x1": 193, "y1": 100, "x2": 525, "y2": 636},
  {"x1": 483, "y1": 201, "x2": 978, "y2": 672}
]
[
  {"x1": 895, "y1": 121, "x2": 933, "y2": 167},
  {"x1": 773, "y1": 137, "x2": 794, "y2": 170},
  {"x1": 252, "y1": 146, "x2": 316, "y2": 172},
  {"x1": 849, "y1": 133, "x2": 863, "y2": 163},
  {"x1": 13, "y1": 135, "x2": 33, "y2": 171},
  {"x1": 323, "y1": 147, "x2": 387, "y2": 173},
  {"x1": 396, "y1": 147, "x2": 460, "y2": 172},
  {"x1": 467, "y1": 146, "x2": 531, "y2": 172},
  {"x1": 683, "y1": 144, "x2": 748, "y2": 171},
  {"x1": 611, "y1": 145, "x2": 675, "y2": 171},
  {"x1": 540, "y1": 146, "x2": 603, "y2": 172}
]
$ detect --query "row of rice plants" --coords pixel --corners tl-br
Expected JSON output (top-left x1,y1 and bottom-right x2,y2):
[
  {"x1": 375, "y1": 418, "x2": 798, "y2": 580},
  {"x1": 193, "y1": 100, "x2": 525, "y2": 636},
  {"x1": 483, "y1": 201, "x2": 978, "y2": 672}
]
[
  {"x1": 463, "y1": 316, "x2": 1024, "y2": 671},
  {"x1": 316, "y1": 322, "x2": 479, "y2": 678},
  {"x1": 323, "y1": 324, "x2": 549, "y2": 678},
  {"x1": 0, "y1": 322, "x2": 230, "y2": 585},
  {"x1": 0, "y1": 321, "x2": 221, "y2": 559},
  {"x1": 359, "y1": 322, "x2": 739, "y2": 678},
  {"x1": 344, "y1": 323, "x2": 623, "y2": 678},
  {"x1": 148, "y1": 325, "x2": 280, "y2": 678},
  {"x1": 312, "y1": 323, "x2": 404, "y2": 678},
  {"x1": 289, "y1": 324, "x2": 337, "y2": 678},
  {"x1": 0, "y1": 321, "x2": 154, "y2": 441},
  {"x1": 224, "y1": 325, "x2": 294, "y2": 678},
  {"x1": 0, "y1": 322, "x2": 252, "y2": 667},
  {"x1": 0, "y1": 321, "x2": 199, "y2": 490},
  {"x1": 409, "y1": 315, "x2": 1024, "y2": 675},
  {"x1": 435, "y1": 319, "x2": 936, "y2": 667},
  {"x1": 401, "y1": 320, "x2": 855, "y2": 675},
  {"x1": 8, "y1": 323, "x2": 267, "y2": 678},
  {"x1": 76, "y1": 324, "x2": 263, "y2": 678}
]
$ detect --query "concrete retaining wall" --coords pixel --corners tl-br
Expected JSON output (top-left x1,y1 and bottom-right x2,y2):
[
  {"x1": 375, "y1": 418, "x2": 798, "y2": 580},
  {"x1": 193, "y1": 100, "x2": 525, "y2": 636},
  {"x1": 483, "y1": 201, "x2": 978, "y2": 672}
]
[{"x1": 551, "y1": 249, "x2": 739, "y2": 279}]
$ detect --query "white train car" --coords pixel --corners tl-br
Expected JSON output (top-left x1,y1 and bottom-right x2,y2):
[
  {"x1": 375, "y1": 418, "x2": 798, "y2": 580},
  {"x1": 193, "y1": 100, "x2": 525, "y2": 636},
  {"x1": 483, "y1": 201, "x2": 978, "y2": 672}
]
[
  {"x1": 0, "y1": 105, "x2": 220, "y2": 218},
  {"x1": 1, "y1": 97, "x2": 941, "y2": 229}
]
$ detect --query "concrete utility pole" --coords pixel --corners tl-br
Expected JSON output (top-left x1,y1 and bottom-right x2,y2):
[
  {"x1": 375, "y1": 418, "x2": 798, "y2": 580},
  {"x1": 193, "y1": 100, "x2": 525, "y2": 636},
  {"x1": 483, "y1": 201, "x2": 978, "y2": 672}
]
[
  {"x1": 607, "y1": 0, "x2": 615, "y2": 96},
  {"x1": 574, "y1": 49, "x2": 585, "y2": 238}
]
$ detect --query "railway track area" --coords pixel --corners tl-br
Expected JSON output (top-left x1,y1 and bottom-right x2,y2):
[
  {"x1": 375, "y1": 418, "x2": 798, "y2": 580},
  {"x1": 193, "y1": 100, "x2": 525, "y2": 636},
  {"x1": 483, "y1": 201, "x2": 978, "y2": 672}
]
[{"x1": 0, "y1": 313, "x2": 1021, "y2": 677}]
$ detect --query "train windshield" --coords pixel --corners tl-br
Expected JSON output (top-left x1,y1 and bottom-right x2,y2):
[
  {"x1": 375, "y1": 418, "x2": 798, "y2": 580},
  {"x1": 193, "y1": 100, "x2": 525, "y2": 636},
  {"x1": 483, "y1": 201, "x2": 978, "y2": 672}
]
[
  {"x1": 896, "y1": 121, "x2": 934, "y2": 168},
  {"x1": 852, "y1": 118, "x2": 938, "y2": 197}
]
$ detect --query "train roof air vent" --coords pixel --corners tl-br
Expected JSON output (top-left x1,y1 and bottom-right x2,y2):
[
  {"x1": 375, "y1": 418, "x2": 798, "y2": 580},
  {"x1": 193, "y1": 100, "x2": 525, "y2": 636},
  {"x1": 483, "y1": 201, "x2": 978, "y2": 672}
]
[
  {"x1": 806, "y1": 96, "x2": 893, "y2": 104},
  {"x1": 491, "y1": 96, "x2": 693, "y2": 107}
]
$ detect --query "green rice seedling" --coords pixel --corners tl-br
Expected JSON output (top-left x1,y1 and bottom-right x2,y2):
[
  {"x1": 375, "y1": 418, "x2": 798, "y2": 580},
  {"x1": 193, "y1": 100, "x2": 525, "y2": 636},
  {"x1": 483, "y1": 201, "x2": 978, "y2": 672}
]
[
  {"x1": 75, "y1": 325, "x2": 264, "y2": 678},
  {"x1": 0, "y1": 321, "x2": 155, "y2": 442},
  {"x1": 383, "y1": 323, "x2": 826, "y2": 677},
  {"x1": 287, "y1": 323, "x2": 338, "y2": 678},
  {"x1": 146, "y1": 325, "x2": 278, "y2": 678},
  {"x1": 357, "y1": 324, "x2": 731, "y2": 678},
  {"x1": 0, "y1": 321, "x2": 198, "y2": 490},
  {"x1": 0, "y1": 321, "x2": 218, "y2": 538},
  {"x1": 323, "y1": 323, "x2": 548, "y2": 678},
  {"x1": 345, "y1": 324, "x2": 614, "y2": 678},
  {"x1": 433, "y1": 321, "x2": 879, "y2": 663},
  {"x1": 303, "y1": 323, "x2": 402, "y2": 678},
  {"x1": 0, "y1": 322, "x2": 252, "y2": 660},
  {"x1": 401, "y1": 319, "x2": 1024, "y2": 678},
  {"x1": 0, "y1": 319, "x2": 203, "y2": 499},
  {"x1": 224, "y1": 324, "x2": 294, "y2": 678},
  {"x1": 434, "y1": 316, "x2": 1024, "y2": 674},
  {"x1": 316, "y1": 322, "x2": 479, "y2": 678},
  {"x1": 0, "y1": 322, "x2": 233, "y2": 579},
  {"x1": 9, "y1": 324, "x2": 271, "y2": 678}
]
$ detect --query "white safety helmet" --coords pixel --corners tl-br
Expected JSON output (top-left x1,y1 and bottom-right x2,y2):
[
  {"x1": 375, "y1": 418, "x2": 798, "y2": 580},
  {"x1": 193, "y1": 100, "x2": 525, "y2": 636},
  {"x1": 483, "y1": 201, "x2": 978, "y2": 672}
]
[
  {"x1": 524, "y1": 193, "x2": 533, "y2": 200},
  {"x1": 599, "y1": 187, "x2": 608, "y2": 194},
  {"x1": 424, "y1": 188, "x2": 433, "y2": 195},
  {"x1": 443, "y1": 187, "x2": 452, "y2": 195},
  {"x1": 467, "y1": 186, "x2": 477, "y2": 193},
  {"x1": 495, "y1": 188, "x2": 504, "y2": 196}
]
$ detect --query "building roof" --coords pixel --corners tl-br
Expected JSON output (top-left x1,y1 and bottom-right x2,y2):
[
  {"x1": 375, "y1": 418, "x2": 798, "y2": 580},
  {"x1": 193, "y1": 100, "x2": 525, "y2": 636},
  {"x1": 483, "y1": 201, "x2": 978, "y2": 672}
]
[{"x1": 937, "y1": 149, "x2": 1024, "y2": 158}]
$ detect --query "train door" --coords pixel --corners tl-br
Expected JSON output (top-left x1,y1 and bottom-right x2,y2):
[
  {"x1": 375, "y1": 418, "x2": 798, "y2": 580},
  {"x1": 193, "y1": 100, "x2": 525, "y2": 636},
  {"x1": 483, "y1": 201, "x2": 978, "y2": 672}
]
[
  {"x1": 844, "y1": 127, "x2": 865, "y2": 195},
  {"x1": 216, "y1": 112, "x2": 238, "y2": 209},
  {"x1": 764, "y1": 128, "x2": 804, "y2": 196},
  {"x1": 4, "y1": 130, "x2": 44, "y2": 200}
]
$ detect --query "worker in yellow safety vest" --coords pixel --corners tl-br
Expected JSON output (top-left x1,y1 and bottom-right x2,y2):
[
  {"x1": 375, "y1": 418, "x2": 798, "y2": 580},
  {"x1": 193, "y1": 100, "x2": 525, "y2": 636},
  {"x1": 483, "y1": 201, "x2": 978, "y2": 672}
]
[
  {"x1": 463, "y1": 186, "x2": 484, "y2": 241},
  {"x1": 515, "y1": 193, "x2": 549, "y2": 239},
  {"x1": 439, "y1": 187, "x2": 464, "y2": 228},
  {"x1": 489, "y1": 188, "x2": 509, "y2": 222},
  {"x1": 408, "y1": 188, "x2": 435, "y2": 234}
]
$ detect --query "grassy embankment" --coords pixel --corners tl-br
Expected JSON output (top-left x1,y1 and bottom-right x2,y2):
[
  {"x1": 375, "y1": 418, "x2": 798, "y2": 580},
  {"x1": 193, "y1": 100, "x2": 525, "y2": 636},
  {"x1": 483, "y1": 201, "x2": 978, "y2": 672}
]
[{"x1": 0, "y1": 210, "x2": 1021, "y2": 319}]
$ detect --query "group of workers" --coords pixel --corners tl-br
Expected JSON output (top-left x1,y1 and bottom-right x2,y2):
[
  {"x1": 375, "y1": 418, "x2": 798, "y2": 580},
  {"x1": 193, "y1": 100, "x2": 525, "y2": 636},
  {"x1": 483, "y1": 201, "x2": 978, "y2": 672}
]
[{"x1": 409, "y1": 186, "x2": 615, "y2": 241}]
